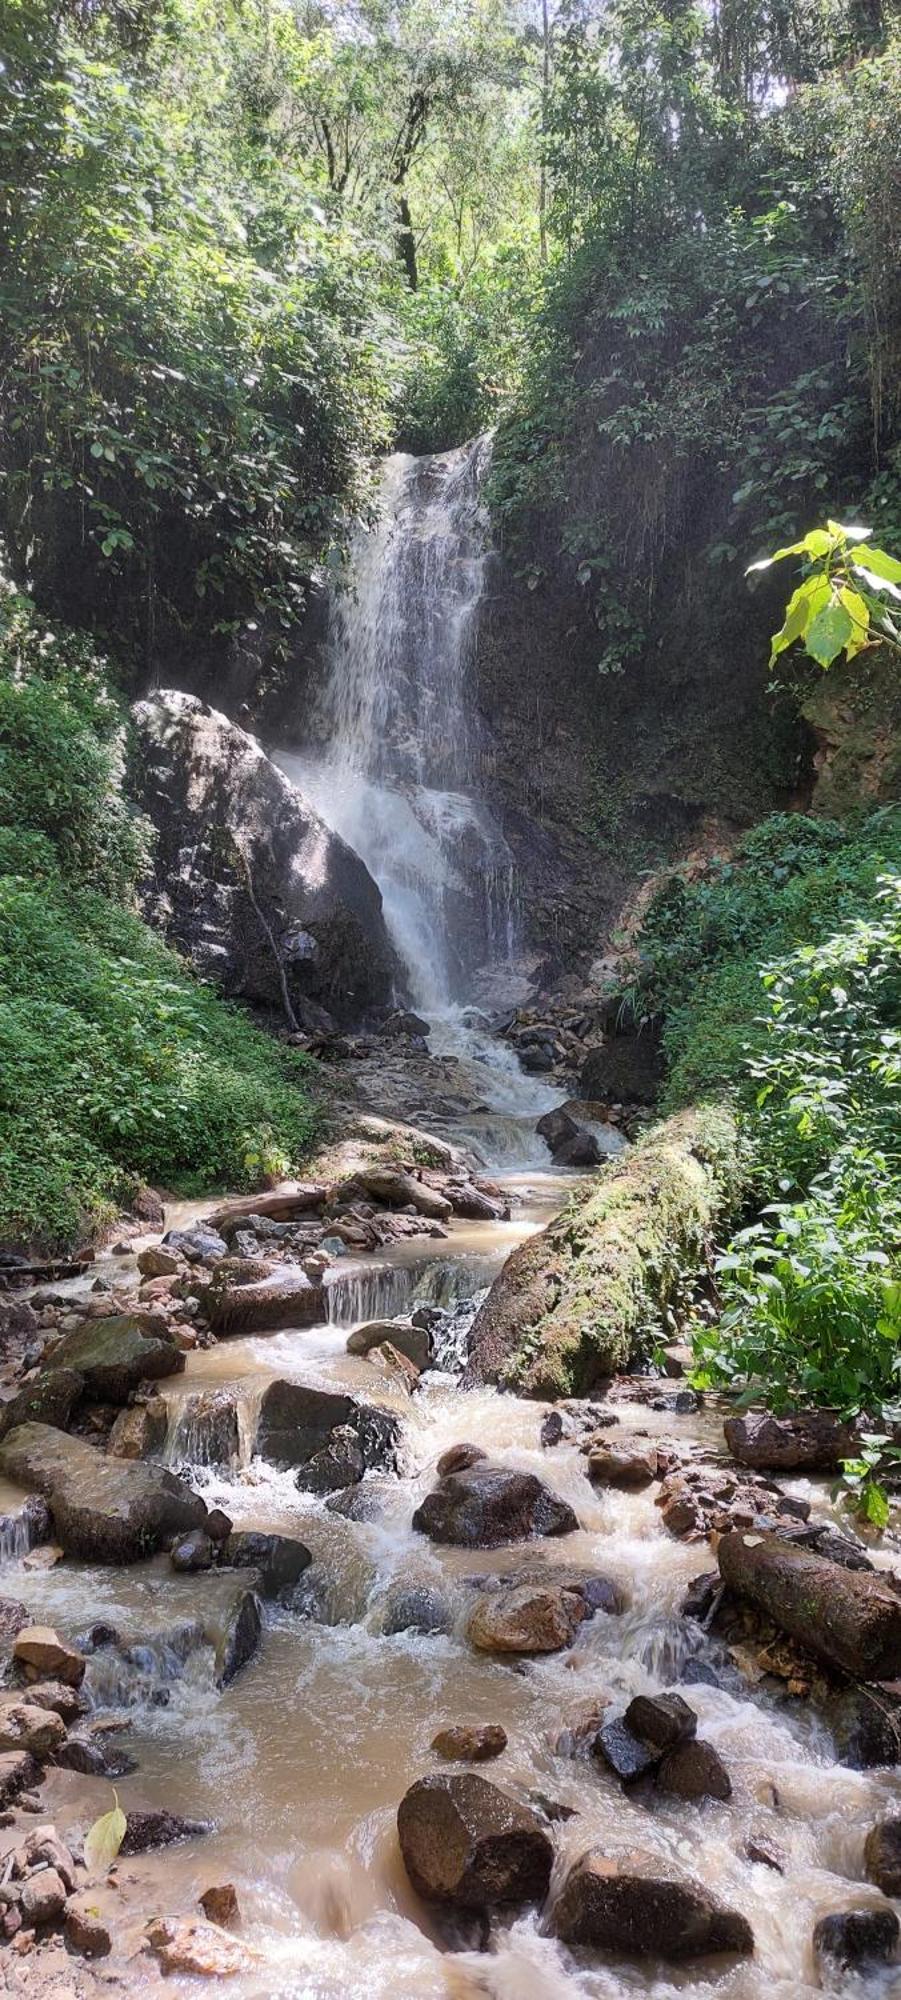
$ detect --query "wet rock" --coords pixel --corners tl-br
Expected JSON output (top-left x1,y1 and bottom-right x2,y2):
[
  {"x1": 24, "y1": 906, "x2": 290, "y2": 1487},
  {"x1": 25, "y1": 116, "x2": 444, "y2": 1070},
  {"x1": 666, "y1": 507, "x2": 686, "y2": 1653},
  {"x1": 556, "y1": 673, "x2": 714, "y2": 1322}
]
[
  {"x1": 20, "y1": 1866, "x2": 67, "y2": 1926},
  {"x1": 13, "y1": 1625, "x2": 85, "y2": 1686},
  {"x1": 217, "y1": 1587, "x2": 262, "y2": 1686},
  {"x1": 254, "y1": 1380, "x2": 400, "y2": 1474},
  {"x1": 25, "y1": 1681, "x2": 87, "y2": 1723},
  {"x1": 540, "y1": 1412, "x2": 564, "y2": 1447},
  {"x1": 592, "y1": 1718, "x2": 659, "y2": 1784},
  {"x1": 718, "y1": 1530, "x2": 901, "y2": 1680},
  {"x1": 0, "y1": 1700, "x2": 66, "y2": 1759},
  {"x1": 0, "y1": 1597, "x2": 29, "y2": 1654},
  {"x1": 346, "y1": 1319, "x2": 431, "y2": 1370},
  {"x1": 137, "y1": 1245, "x2": 183, "y2": 1279},
  {"x1": 353, "y1": 1168, "x2": 452, "y2": 1222},
  {"x1": 813, "y1": 1908, "x2": 899, "y2": 1981},
  {"x1": 743, "y1": 1838, "x2": 784, "y2": 1872},
  {"x1": 170, "y1": 1528, "x2": 214, "y2": 1573},
  {"x1": 206, "y1": 1186, "x2": 328, "y2": 1230},
  {"x1": 147, "y1": 1913, "x2": 253, "y2": 1976},
  {"x1": 625, "y1": 1692, "x2": 696, "y2": 1753},
  {"x1": 56, "y1": 1734, "x2": 137, "y2": 1777},
  {"x1": 0, "y1": 1752, "x2": 41, "y2": 1804},
  {"x1": 551, "y1": 1850, "x2": 754, "y2": 1959},
  {"x1": 295, "y1": 1425, "x2": 365, "y2": 1495},
  {"x1": 0, "y1": 1368, "x2": 84, "y2": 1442},
  {"x1": 221, "y1": 1531, "x2": 311, "y2": 1599},
  {"x1": 200, "y1": 1267, "x2": 325, "y2": 1336},
  {"x1": 436, "y1": 1443, "x2": 487, "y2": 1478},
  {"x1": 396, "y1": 1773, "x2": 553, "y2": 1908},
  {"x1": 587, "y1": 1441, "x2": 659, "y2": 1489},
  {"x1": 107, "y1": 1397, "x2": 169, "y2": 1460},
  {"x1": 724, "y1": 1411, "x2": 854, "y2": 1474},
  {"x1": 413, "y1": 1463, "x2": 577, "y2": 1549},
  {"x1": 511, "y1": 1564, "x2": 623, "y2": 1618},
  {"x1": 864, "y1": 1818, "x2": 901, "y2": 1895},
  {"x1": 199, "y1": 1883, "x2": 240, "y2": 1927},
  {"x1": 381, "y1": 1584, "x2": 452, "y2": 1636},
  {"x1": 657, "y1": 1738, "x2": 731, "y2": 1801},
  {"x1": 171, "y1": 1388, "x2": 240, "y2": 1468},
  {"x1": 825, "y1": 1682, "x2": 901, "y2": 1768},
  {"x1": 120, "y1": 1808, "x2": 212, "y2": 1855},
  {"x1": 64, "y1": 1896, "x2": 112, "y2": 1957},
  {"x1": 45, "y1": 1314, "x2": 183, "y2": 1403},
  {"x1": 0, "y1": 1424, "x2": 207, "y2": 1562},
  {"x1": 432, "y1": 1725, "x2": 507, "y2": 1762},
  {"x1": 206, "y1": 1508, "x2": 233, "y2": 1543},
  {"x1": 468, "y1": 1584, "x2": 586, "y2": 1654},
  {"x1": 554, "y1": 1698, "x2": 613, "y2": 1758},
  {"x1": 22, "y1": 1828, "x2": 77, "y2": 1893},
  {"x1": 368, "y1": 1340, "x2": 421, "y2": 1393},
  {"x1": 325, "y1": 1480, "x2": 388, "y2": 1523}
]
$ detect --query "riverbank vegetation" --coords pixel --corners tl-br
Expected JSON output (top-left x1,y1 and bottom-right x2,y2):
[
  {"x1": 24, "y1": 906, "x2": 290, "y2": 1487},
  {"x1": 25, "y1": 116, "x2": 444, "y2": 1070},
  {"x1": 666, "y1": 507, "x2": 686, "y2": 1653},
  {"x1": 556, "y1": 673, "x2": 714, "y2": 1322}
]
[{"x1": 0, "y1": 577, "x2": 316, "y2": 1250}]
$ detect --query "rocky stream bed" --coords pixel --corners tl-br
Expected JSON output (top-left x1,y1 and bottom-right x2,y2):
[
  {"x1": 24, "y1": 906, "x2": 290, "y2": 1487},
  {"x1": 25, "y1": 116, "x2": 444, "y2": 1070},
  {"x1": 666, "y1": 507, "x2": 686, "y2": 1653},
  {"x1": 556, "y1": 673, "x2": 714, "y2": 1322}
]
[{"x1": 0, "y1": 1040, "x2": 899, "y2": 2000}]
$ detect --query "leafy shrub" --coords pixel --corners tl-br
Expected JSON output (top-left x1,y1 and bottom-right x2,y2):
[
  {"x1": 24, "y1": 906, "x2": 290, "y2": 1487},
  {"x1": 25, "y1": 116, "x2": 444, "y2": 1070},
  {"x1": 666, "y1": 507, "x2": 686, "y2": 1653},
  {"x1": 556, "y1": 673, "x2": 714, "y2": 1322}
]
[
  {"x1": 635, "y1": 809, "x2": 901, "y2": 1110},
  {"x1": 0, "y1": 868, "x2": 317, "y2": 1249}
]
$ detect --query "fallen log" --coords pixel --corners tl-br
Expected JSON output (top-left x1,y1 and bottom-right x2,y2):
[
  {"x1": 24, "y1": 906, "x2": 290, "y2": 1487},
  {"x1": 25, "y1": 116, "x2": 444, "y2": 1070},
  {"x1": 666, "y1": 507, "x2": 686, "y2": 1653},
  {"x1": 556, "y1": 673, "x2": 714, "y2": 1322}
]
[{"x1": 718, "y1": 1531, "x2": 901, "y2": 1681}]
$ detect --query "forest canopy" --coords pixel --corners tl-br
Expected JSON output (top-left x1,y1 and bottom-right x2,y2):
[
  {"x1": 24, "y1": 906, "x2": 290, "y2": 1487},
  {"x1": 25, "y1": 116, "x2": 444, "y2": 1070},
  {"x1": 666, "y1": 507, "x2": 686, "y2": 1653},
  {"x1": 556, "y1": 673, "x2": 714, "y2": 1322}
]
[{"x1": 2, "y1": 0, "x2": 898, "y2": 669}]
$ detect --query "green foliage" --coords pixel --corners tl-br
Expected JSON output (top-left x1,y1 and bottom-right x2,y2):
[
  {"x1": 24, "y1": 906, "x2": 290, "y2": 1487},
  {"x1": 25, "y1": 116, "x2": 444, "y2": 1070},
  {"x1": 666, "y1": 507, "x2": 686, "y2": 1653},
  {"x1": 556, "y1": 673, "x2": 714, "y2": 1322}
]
[
  {"x1": 0, "y1": 866, "x2": 317, "y2": 1248},
  {"x1": 751, "y1": 520, "x2": 901, "y2": 669},
  {"x1": 634, "y1": 810, "x2": 901, "y2": 1108},
  {"x1": 0, "y1": 577, "x2": 316, "y2": 1250}
]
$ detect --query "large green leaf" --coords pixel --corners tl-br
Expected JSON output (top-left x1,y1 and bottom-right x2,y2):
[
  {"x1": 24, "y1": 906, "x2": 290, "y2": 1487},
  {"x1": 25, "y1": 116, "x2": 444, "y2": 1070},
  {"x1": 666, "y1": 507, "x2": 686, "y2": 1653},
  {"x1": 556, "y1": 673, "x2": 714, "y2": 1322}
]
[{"x1": 805, "y1": 601, "x2": 853, "y2": 667}]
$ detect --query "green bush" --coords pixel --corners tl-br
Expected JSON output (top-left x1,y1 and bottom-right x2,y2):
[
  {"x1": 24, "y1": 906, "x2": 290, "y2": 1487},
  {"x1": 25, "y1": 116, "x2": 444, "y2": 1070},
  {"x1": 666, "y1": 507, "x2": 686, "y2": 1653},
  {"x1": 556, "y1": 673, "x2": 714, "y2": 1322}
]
[
  {"x1": 0, "y1": 868, "x2": 317, "y2": 1250},
  {"x1": 635, "y1": 809, "x2": 901, "y2": 1110},
  {"x1": 0, "y1": 575, "x2": 317, "y2": 1251}
]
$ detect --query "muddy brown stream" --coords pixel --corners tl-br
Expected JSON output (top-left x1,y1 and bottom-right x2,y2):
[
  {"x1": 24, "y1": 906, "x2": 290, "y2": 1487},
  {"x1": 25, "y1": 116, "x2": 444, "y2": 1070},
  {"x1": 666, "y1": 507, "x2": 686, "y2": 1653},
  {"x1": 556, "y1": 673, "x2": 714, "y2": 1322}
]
[{"x1": 4, "y1": 1174, "x2": 900, "y2": 1998}]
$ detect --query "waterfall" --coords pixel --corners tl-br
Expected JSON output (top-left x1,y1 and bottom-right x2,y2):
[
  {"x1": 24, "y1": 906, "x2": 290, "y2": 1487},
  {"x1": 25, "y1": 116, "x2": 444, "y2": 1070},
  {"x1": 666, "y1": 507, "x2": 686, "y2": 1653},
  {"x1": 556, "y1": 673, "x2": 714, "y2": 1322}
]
[{"x1": 277, "y1": 437, "x2": 518, "y2": 1016}]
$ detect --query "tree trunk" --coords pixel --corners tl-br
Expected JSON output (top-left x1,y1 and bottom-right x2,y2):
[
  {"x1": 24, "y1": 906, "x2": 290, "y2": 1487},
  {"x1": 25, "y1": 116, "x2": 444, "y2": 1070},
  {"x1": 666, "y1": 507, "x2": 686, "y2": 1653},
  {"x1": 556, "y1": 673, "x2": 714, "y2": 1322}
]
[{"x1": 718, "y1": 1531, "x2": 901, "y2": 1680}]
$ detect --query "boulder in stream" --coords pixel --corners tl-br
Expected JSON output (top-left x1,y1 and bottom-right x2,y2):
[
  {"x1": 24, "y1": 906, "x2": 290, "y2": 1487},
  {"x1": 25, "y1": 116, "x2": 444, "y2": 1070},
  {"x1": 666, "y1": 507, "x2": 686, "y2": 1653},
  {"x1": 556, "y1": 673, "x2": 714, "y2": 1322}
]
[
  {"x1": 413, "y1": 1462, "x2": 577, "y2": 1548},
  {"x1": 551, "y1": 1849, "x2": 754, "y2": 1959},
  {"x1": 346, "y1": 1318, "x2": 431, "y2": 1370},
  {"x1": 0, "y1": 1423, "x2": 207, "y2": 1562},
  {"x1": 200, "y1": 1267, "x2": 325, "y2": 1336},
  {"x1": 254, "y1": 1380, "x2": 400, "y2": 1478},
  {"x1": 396, "y1": 1773, "x2": 553, "y2": 1908},
  {"x1": 624, "y1": 1692, "x2": 696, "y2": 1752},
  {"x1": 44, "y1": 1314, "x2": 184, "y2": 1404},
  {"x1": 0, "y1": 1367, "x2": 84, "y2": 1441},
  {"x1": 13, "y1": 1623, "x2": 85, "y2": 1685},
  {"x1": 718, "y1": 1530, "x2": 901, "y2": 1680},
  {"x1": 222, "y1": 1531, "x2": 311, "y2": 1599},
  {"x1": 865, "y1": 1818, "x2": 901, "y2": 1895},
  {"x1": 813, "y1": 1908, "x2": 899, "y2": 1982},
  {"x1": 467, "y1": 1583, "x2": 586, "y2": 1654},
  {"x1": 107, "y1": 1397, "x2": 169, "y2": 1461},
  {"x1": 432, "y1": 1725, "x2": 507, "y2": 1762},
  {"x1": 723, "y1": 1411, "x2": 854, "y2": 1473},
  {"x1": 587, "y1": 1440, "x2": 659, "y2": 1489},
  {"x1": 657, "y1": 1738, "x2": 732, "y2": 1801}
]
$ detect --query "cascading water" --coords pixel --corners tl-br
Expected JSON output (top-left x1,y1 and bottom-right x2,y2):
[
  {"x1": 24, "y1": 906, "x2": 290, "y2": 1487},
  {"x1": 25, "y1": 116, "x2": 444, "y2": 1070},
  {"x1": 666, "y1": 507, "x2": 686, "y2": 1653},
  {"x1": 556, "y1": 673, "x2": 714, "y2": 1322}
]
[
  {"x1": 277, "y1": 436, "x2": 563, "y2": 1160},
  {"x1": 278, "y1": 437, "x2": 516, "y2": 1014}
]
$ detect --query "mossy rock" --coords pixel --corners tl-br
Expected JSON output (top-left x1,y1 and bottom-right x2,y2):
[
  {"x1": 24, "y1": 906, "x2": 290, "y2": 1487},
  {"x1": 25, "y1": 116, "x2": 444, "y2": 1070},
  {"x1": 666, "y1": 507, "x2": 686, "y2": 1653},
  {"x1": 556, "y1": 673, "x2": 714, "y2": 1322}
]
[{"x1": 463, "y1": 1105, "x2": 742, "y2": 1398}]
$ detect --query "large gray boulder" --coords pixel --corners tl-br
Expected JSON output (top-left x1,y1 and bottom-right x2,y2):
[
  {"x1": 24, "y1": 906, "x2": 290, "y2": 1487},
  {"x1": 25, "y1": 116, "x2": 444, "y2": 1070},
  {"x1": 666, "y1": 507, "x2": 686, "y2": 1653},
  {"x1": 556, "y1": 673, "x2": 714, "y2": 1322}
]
[
  {"x1": 130, "y1": 691, "x2": 397, "y2": 1023},
  {"x1": 0, "y1": 1424, "x2": 206, "y2": 1562}
]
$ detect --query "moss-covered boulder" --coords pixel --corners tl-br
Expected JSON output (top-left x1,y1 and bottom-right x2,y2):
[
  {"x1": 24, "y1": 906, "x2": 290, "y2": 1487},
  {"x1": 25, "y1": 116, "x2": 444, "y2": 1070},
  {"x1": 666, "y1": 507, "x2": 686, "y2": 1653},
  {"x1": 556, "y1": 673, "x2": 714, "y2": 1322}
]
[{"x1": 463, "y1": 1105, "x2": 741, "y2": 1398}]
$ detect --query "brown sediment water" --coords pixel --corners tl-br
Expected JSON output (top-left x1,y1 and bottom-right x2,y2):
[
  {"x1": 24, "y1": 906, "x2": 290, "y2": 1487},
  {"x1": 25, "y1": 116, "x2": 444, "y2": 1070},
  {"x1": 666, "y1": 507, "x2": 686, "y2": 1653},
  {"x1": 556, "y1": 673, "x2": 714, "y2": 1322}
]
[{"x1": 4, "y1": 1174, "x2": 901, "y2": 1998}]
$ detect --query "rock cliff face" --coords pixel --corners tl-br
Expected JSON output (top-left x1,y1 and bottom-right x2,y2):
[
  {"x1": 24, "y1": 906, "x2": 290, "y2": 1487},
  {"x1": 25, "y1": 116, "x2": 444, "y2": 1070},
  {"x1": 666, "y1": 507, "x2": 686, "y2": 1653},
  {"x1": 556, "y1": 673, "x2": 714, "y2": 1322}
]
[{"x1": 130, "y1": 691, "x2": 398, "y2": 1026}]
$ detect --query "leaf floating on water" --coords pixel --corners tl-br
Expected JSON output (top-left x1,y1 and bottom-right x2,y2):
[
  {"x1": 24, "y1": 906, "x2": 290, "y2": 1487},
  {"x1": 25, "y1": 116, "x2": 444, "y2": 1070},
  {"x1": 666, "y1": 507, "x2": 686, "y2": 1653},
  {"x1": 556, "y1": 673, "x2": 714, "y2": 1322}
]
[{"x1": 84, "y1": 1791, "x2": 127, "y2": 1875}]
